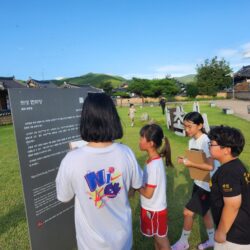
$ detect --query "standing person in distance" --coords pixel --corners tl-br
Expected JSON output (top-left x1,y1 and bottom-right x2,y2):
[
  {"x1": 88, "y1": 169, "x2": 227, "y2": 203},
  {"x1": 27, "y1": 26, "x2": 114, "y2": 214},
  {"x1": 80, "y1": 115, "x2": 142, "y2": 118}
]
[
  {"x1": 159, "y1": 97, "x2": 166, "y2": 115},
  {"x1": 172, "y1": 112, "x2": 218, "y2": 250},
  {"x1": 128, "y1": 103, "x2": 136, "y2": 127},
  {"x1": 56, "y1": 93, "x2": 143, "y2": 250},
  {"x1": 138, "y1": 123, "x2": 173, "y2": 250},
  {"x1": 208, "y1": 126, "x2": 250, "y2": 250}
]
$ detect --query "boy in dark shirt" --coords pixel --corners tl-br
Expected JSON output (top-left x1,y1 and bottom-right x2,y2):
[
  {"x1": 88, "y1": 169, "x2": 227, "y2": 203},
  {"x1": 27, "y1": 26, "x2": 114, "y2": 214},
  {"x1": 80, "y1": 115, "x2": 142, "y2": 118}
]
[{"x1": 208, "y1": 125, "x2": 250, "y2": 250}]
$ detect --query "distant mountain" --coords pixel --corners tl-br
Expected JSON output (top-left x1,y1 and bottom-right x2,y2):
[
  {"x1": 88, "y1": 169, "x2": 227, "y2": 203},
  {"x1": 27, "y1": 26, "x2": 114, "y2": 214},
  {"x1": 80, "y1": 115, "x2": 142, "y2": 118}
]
[
  {"x1": 52, "y1": 73, "x2": 127, "y2": 88},
  {"x1": 174, "y1": 74, "x2": 196, "y2": 84}
]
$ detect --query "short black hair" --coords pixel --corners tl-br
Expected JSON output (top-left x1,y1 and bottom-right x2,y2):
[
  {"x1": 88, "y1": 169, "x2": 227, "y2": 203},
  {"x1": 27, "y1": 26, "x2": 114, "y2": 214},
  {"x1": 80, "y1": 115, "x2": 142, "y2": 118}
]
[
  {"x1": 184, "y1": 111, "x2": 204, "y2": 125},
  {"x1": 80, "y1": 93, "x2": 123, "y2": 142},
  {"x1": 208, "y1": 125, "x2": 245, "y2": 157}
]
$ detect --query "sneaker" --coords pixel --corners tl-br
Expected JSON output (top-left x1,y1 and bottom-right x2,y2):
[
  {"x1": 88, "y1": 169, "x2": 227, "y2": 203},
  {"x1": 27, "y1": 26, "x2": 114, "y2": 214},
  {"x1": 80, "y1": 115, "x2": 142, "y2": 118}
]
[
  {"x1": 171, "y1": 240, "x2": 189, "y2": 250},
  {"x1": 197, "y1": 240, "x2": 214, "y2": 250}
]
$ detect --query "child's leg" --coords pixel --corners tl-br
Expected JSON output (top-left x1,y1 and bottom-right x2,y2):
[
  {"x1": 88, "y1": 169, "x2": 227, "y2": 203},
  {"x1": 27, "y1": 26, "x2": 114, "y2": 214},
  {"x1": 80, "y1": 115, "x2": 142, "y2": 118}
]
[
  {"x1": 203, "y1": 209, "x2": 214, "y2": 229},
  {"x1": 154, "y1": 235, "x2": 171, "y2": 250},
  {"x1": 131, "y1": 117, "x2": 134, "y2": 126},
  {"x1": 197, "y1": 210, "x2": 215, "y2": 250},
  {"x1": 183, "y1": 207, "x2": 194, "y2": 230},
  {"x1": 171, "y1": 208, "x2": 194, "y2": 249}
]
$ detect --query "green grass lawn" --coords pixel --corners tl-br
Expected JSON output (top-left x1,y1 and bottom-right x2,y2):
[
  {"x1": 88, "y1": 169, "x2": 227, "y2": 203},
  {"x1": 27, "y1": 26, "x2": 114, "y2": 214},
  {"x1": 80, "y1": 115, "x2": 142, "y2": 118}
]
[{"x1": 0, "y1": 103, "x2": 249, "y2": 250}]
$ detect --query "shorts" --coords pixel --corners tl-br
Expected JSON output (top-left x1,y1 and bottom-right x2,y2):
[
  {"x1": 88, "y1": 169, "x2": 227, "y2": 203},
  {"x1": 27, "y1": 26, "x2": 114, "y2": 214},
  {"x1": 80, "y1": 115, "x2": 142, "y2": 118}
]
[
  {"x1": 185, "y1": 184, "x2": 210, "y2": 216},
  {"x1": 140, "y1": 207, "x2": 168, "y2": 237},
  {"x1": 214, "y1": 241, "x2": 250, "y2": 250}
]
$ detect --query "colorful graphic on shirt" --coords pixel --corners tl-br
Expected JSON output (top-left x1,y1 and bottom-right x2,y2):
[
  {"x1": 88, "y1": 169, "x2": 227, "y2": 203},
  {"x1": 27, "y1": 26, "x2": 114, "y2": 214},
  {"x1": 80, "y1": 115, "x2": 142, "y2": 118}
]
[{"x1": 85, "y1": 166, "x2": 122, "y2": 208}]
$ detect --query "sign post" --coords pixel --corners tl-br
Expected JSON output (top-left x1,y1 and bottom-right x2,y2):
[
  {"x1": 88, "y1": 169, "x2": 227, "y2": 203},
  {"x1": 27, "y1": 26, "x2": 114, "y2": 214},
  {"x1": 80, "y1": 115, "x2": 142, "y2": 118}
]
[{"x1": 8, "y1": 88, "x2": 94, "y2": 250}]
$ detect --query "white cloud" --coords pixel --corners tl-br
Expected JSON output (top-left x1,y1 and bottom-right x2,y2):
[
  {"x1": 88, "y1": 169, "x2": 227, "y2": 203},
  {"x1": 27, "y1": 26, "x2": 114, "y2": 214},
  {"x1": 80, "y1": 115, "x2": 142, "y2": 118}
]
[
  {"x1": 155, "y1": 64, "x2": 196, "y2": 76},
  {"x1": 121, "y1": 73, "x2": 167, "y2": 80},
  {"x1": 54, "y1": 76, "x2": 65, "y2": 80},
  {"x1": 122, "y1": 43, "x2": 250, "y2": 79},
  {"x1": 217, "y1": 49, "x2": 238, "y2": 58},
  {"x1": 241, "y1": 43, "x2": 250, "y2": 58},
  {"x1": 121, "y1": 64, "x2": 196, "y2": 80}
]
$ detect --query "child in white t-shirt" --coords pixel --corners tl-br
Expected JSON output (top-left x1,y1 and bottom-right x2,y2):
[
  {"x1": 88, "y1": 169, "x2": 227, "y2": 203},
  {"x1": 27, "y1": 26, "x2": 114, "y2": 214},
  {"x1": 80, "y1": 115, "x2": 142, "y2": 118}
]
[
  {"x1": 56, "y1": 93, "x2": 143, "y2": 250},
  {"x1": 138, "y1": 123, "x2": 173, "y2": 250},
  {"x1": 172, "y1": 112, "x2": 218, "y2": 250},
  {"x1": 128, "y1": 104, "x2": 136, "y2": 127}
]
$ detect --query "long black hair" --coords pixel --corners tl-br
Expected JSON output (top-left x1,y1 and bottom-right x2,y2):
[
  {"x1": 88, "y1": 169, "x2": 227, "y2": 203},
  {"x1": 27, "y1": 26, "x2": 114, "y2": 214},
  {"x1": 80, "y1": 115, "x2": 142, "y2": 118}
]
[
  {"x1": 140, "y1": 124, "x2": 174, "y2": 167},
  {"x1": 80, "y1": 93, "x2": 123, "y2": 142}
]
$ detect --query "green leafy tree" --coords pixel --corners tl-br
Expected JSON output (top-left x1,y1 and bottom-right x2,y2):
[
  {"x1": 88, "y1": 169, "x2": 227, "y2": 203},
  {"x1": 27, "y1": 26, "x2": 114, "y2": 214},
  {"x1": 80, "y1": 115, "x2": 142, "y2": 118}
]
[
  {"x1": 128, "y1": 78, "x2": 150, "y2": 96},
  {"x1": 186, "y1": 83, "x2": 199, "y2": 98},
  {"x1": 196, "y1": 56, "x2": 232, "y2": 96},
  {"x1": 128, "y1": 77, "x2": 179, "y2": 99},
  {"x1": 127, "y1": 78, "x2": 150, "y2": 102},
  {"x1": 112, "y1": 91, "x2": 130, "y2": 98},
  {"x1": 98, "y1": 81, "x2": 113, "y2": 95}
]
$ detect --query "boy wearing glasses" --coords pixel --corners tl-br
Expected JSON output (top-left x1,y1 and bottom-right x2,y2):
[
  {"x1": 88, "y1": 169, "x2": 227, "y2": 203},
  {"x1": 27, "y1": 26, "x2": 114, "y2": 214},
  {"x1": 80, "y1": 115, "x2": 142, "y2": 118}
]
[{"x1": 208, "y1": 125, "x2": 250, "y2": 250}]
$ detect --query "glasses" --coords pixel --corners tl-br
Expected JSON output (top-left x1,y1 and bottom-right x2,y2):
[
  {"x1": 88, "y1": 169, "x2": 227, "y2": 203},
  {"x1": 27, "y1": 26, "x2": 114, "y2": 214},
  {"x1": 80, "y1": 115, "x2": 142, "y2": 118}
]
[{"x1": 208, "y1": 142, "x2": 221, "y2": 147}]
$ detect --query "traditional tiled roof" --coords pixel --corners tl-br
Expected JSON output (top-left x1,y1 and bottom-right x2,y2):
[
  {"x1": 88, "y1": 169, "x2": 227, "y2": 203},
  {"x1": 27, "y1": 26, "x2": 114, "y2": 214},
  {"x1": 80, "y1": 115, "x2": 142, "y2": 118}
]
[
  {"x1": 60, "y1": 82, "x2": 103, "y2": 92},
  {"x1": 235, "y1": 65, "x2": 250, "y2": 77},
  {"x1": 0, "y1": 76, "x2": 25, "y2": 90},
  {"x1": 27, "y1": 79, "x2": 57, "y2": 88}
]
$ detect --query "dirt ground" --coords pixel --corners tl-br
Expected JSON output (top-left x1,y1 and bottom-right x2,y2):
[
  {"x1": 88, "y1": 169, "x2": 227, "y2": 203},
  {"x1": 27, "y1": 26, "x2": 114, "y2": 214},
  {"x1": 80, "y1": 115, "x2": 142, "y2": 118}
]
[{"x1": 214, "y1": 99, "x2": 250, "y2": 121}]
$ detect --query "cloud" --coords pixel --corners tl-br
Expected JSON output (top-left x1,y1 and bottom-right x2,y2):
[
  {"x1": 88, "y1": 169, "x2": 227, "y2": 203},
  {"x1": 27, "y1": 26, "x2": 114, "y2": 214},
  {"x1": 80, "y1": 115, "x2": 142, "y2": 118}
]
[
  {"x1": 217, "y1": 42, "x2": 250, "y2": 60},
  {"x1": 122, "y1": 43, "x2": 250, "y2": 79},
  {"x1": 155, "y1": 64, "x2": 196, "y2": 76},
  {"x1": 241, "y1": 43, "x2": 250, "y2": 58},
  {"x1": 217, "y1": 49, "x2": 238, "y2": 58},
  {"x1": 54, "y1": 76, "x2": 65, "y2": 80},
  {"x1": 121, "y1": 73, "x2": 167, "y2": 80}
]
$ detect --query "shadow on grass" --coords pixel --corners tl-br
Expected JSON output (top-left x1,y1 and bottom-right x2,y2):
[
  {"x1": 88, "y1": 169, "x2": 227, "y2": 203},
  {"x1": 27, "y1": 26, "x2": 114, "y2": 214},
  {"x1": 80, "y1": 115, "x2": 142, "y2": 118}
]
[
  {"x1": 168, "y1": 165, "x2": 191, "y2": 244},
  {"x1": 131, "y1": 155, "x2": 193, "y2": 249},
  {"x1": 131, "y1": 155, "x2": 154, "y2": 250},
  {"x1": 0, "y1": 202, "x2": 26, "y2": 236}
]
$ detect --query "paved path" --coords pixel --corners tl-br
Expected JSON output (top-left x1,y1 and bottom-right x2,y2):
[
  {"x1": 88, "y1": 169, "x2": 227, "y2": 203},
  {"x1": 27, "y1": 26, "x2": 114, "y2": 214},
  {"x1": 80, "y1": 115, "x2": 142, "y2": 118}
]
[{"x1": 214, "y1": 99, "x2": 250, "y2": 121}]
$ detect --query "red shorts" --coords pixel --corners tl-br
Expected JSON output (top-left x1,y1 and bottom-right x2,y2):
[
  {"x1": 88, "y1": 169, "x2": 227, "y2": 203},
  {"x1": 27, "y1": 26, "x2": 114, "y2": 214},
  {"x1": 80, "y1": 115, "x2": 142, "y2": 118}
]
[{"x1": 140, "y1": 207, "x2": 168, "y2": 237}]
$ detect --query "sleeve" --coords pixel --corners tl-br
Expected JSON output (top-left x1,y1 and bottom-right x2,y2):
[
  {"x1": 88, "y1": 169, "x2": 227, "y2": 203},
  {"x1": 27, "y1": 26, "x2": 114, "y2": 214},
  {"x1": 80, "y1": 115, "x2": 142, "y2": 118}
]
[
  {"x1": 56, "y1": 156, "x2": 75, "y2": 202},
  {"x1": 201, "y1": 136, "x2": 211, "y2": 158},
  {"x1": 145, "y1": 163, "x2": 157, "y2": 187},
  {"x1": 126, "y1": 147, "x2": 143, "y2": 189},
  {"x1": 219, "y1": 170, "x2": 241, "y2": 197}
]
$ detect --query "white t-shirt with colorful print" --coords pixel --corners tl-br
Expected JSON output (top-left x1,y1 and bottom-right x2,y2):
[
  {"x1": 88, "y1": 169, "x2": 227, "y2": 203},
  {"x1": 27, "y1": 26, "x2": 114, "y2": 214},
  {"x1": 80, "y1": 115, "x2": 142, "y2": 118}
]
[
  {"x1": 56, "y1": 143, "x2": 143, "y2": 250},
  {"x1": 140, "y1": 157, "x2": 167, "y2": 211}
]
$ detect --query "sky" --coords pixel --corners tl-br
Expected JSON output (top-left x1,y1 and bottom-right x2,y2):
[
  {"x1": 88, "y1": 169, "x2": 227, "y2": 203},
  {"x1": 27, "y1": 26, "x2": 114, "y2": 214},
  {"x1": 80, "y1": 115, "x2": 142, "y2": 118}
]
[{"x1": 1, "y1": 0, "x2": 250, "y2": 80}]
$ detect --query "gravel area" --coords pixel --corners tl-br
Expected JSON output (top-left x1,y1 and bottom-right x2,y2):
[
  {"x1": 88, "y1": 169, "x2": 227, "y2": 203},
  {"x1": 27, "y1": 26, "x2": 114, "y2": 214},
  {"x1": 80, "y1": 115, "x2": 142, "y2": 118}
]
[{"x1": 214, "y1": 99, "x2": 250, "y2": 121}]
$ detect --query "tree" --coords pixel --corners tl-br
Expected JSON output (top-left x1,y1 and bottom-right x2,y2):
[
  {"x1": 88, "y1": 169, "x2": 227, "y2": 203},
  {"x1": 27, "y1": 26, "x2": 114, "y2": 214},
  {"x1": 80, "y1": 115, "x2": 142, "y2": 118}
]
[
  {"x1": 128, "y1": 77, "x2": 180, "y2": 99},
  {"x1": 127, "y1": 78, "x2": 150, "y2": 103},
  {"x1": 196, "y1": 56, "x2": 232, "y2": 96},
  {"x1": 98, "y1": 81, "x2": 113, "y2": 95},
  {"x1": 186, "y1": 83, "x2": 199, "y2": 98}
]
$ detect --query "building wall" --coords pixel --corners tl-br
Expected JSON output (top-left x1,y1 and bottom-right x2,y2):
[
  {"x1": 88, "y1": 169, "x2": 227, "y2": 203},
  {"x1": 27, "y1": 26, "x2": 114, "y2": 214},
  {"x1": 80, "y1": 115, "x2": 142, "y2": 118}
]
[
  {"x1": 227, "y1": 91, "x2": 250, "y2": 100},
  {"x1": 116, "y1": 97, "x2": 160, "y2": 106}
]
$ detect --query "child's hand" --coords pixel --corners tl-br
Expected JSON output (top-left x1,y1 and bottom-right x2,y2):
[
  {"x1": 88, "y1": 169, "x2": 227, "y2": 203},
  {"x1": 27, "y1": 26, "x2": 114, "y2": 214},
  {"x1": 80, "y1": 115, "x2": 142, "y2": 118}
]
[
  {"x1": 215, "y1": 229, "x2": 226, "y2": 243},
  {"x1": 177, "y1": 156, "x2": 184, "y2": 164},
  {"x1": 178, "y1": 157, "x2": 191, "y2": 167}
]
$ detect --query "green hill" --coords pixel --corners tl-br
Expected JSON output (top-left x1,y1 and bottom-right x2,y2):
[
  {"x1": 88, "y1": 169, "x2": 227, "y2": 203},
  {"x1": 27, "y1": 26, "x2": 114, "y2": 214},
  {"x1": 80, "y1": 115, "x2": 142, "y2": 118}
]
[
  {"x1": 174, "y1": 74, "x2": 196, "y2": 84},
  {"x1": 52, "y1": 73, "x2": 127, "y2": 88}
]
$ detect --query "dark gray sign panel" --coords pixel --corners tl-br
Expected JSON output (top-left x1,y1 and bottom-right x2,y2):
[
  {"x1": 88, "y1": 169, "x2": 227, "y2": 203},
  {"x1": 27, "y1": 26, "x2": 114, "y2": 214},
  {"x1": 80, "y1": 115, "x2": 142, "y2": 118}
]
[{"x1": 8, "y1": 88, "x2": 91, "y2": 250}]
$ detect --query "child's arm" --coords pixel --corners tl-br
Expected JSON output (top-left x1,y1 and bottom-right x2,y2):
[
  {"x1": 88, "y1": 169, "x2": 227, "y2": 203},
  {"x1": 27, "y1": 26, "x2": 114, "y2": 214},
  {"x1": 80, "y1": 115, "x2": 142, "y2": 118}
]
[
  {"x1": 180, "y1": 156, "x2": 214, "y2": 171},
  {"x1": 215, "y1": 195, "x2": 241, "y2": 243},
  {"x1": 138, "y1": 185, "x2": 155, "y2": 199}
]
